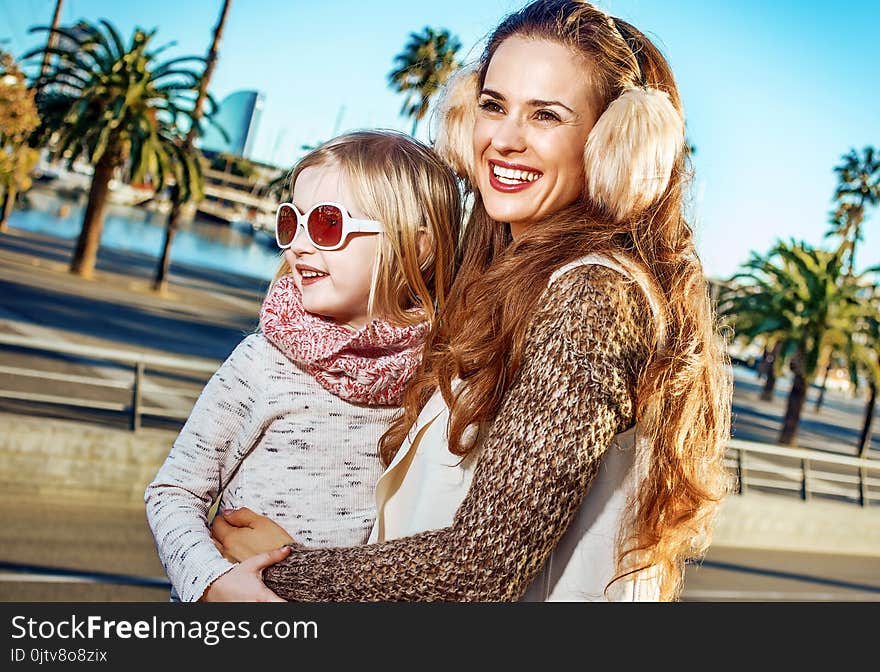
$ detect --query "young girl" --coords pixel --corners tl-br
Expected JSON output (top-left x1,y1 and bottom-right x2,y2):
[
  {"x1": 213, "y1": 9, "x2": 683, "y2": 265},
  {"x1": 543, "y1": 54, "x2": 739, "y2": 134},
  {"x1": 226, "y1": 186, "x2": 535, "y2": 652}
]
[{"x1": 144, "y1": 130, "x2": 461, "y2": 602}]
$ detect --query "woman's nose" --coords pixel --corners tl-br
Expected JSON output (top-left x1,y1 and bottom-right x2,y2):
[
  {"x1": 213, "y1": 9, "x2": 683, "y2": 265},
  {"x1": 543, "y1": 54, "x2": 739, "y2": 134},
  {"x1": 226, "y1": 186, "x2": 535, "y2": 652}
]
[{"x1": 491, "y1": 115, "x2": 527, "y2": 153}]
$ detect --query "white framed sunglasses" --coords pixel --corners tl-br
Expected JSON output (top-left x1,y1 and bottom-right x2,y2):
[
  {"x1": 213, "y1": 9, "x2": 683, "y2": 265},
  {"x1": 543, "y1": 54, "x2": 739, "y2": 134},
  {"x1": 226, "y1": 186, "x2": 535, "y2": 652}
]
[{"x1": 275, "y1": 202, "x2": 383, "y2": 251}]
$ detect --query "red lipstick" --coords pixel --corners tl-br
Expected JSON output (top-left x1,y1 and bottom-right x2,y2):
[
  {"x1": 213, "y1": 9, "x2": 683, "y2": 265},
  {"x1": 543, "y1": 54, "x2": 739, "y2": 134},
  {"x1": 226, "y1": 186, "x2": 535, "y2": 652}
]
[{"x1": 487, "y1": 160, "x2": 542, "y2": 194}]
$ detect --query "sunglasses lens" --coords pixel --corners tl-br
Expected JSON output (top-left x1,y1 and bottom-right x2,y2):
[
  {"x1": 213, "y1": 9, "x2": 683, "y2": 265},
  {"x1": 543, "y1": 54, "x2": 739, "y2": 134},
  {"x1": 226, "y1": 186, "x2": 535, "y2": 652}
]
[
  {"x1": 276, "y1": 205, "x2": 298, "y2": 247},
  {"x1": 308, "y1": 205, "x2": 344, "y2": 248}
]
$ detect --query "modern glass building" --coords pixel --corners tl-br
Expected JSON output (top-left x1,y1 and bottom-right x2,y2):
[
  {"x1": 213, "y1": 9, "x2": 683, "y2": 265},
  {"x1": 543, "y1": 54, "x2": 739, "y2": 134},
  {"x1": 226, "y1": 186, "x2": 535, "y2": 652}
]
[{"x1": 198, "y1": 90, "x2": 264, "y2": 158}]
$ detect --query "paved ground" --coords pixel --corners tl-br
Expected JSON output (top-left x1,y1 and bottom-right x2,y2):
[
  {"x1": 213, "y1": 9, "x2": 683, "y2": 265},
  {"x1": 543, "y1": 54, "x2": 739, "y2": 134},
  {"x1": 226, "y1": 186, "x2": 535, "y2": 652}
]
[
  {"x1": 0, "y1": 491, "x2": 877, "y2": 602},
  {"x1": 1, "y1": 228, "x2": 878, "y2": 602},
  {"x1": 0, "y1": 228, "x2": 266, "y2": 361}
]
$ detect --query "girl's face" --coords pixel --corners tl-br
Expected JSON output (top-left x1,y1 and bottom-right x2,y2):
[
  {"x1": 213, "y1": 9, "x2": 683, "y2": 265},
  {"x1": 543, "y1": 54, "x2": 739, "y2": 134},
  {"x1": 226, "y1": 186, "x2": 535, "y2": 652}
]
[
  {"x1": 473, "y1": 36, "x2": 599, "y2": 239},
  {"x1": 285, "y1": 164, "x2": 380, "y2": 330}
]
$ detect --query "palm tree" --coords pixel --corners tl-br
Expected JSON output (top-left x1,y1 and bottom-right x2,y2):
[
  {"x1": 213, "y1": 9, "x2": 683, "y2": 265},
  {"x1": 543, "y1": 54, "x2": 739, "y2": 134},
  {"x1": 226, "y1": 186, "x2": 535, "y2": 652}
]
[
  {"x1": 722, "y1": 241, "x2": 869, "y2": 445},
  {"x1": 24, "y1": 20, "x2": 205, "y2": 278},
  {"x1": 825, "y1": 146, "x2": 880, "y2": 275},
  {"x1": 719, "y1": 252, "x2": 793, "y2": 401},
  {"x1": 388, "y1": 27, "x2": 461, "y2": 136},
  {"x1": 844, "y1": 289, "x2": 880, "y2": 458},
  {"x1": 154, "y1": 0, "x2": 232, "y2": 294}
]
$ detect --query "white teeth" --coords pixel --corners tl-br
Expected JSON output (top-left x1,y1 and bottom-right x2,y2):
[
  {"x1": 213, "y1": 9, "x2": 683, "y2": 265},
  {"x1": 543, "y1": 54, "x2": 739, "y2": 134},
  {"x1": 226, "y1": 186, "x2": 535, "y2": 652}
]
[
  {"x1": 301, "y1": 270, "x2": 327, "y2": 278},
  {"x1": 492, "y1": 164, "x2": 540, "y2": 183}
]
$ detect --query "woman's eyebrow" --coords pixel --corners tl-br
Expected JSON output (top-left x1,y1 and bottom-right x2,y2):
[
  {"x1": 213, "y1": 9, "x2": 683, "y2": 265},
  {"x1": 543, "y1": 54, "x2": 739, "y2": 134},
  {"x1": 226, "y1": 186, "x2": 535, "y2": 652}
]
[
  {"x1": 480, "y1": 88, "x2": 574, "y2": 114},
  {"x1": 528, "y1": 98, "x2": 575, "y2": 114}
]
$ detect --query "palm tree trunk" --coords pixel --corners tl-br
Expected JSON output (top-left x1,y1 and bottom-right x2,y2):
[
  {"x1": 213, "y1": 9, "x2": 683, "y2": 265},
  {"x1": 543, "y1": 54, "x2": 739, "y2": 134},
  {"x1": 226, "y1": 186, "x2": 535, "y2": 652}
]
[
  {"x1": 153, "y1": 186, "x2": 183, "y2": 293},
  {"x1": 40, "y1": 0, "x2": 64, "y2": 78},
  {"x1": 760, "y1": 365, "x2": 778, "y2": 401},
  {"x1": 779, "y1": 371, "x2": 808, "y2": 446},
  {"x1": 779, "y1": 346, "x2": 808, "y2": 445},
  {"x1": 813, "y1": 359, "x2": 832, "y2": 413},
  {"x1": 0, "y1": 185, "x2": 16, "y2": 232},
  {"x1": 760, "y1": 341, "x2": 782, "y2": 401},
  {"x1": 153, "y1": 0, "x2": 231, "y2": 293},
  {"x1": 858, "y1": 381, "x2": 877, "y2": 459},
  {"x1": 70, "y1": 152, "x2": 116, "y2": 278}
]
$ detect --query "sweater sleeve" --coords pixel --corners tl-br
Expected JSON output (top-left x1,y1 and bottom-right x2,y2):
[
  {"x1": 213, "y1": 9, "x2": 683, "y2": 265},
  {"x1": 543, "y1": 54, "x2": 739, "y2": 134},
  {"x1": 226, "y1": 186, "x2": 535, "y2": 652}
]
[
  {"x1": 144, "y1": 333, "x2": 269, "y2": 602},
  {"x1": 263, "y1": 265, "x2": 654, "y2": 601}
]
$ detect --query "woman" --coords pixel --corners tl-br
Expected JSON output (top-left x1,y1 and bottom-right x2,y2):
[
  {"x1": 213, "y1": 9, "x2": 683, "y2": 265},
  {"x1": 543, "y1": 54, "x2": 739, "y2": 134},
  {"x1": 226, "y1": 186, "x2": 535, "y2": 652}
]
[{"x1": 211, "y1": 0, "x2": 732, "y2": 602}]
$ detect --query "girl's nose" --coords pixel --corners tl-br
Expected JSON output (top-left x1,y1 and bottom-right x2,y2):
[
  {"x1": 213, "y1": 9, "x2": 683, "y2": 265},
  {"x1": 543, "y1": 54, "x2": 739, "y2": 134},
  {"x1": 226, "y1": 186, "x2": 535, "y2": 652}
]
[{"x1": 289, "y1": 223, "x2": 313, "y2": 255}]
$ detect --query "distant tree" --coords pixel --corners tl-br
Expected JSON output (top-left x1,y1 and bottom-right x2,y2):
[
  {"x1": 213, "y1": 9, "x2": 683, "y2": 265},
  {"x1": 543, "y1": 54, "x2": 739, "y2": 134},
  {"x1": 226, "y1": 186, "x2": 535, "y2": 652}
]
[
  {"x1": 0, "y1": 51, "x2": 41, "y2": 232},
  {"x1": 842, "y1": 286, "x2": 880, "y2": 458},
  {"x1": 718, "y1": 254, "x2": 791, "y2": 402},
  {"x1": 25, "y1": 20, "x2": 205, "y2": 278},
  {"x1": 154, "y1": 0, "x2": 232, "y2": 294},
  {"x1": 825, "y1": 146, "x2": 880, "y2": 275},
  {"x1": 721, "y1": 241, "x2": 870, "y2": 445},
  {"x1": 388, "y1": 27, "x2": 461, "y2": 136}
]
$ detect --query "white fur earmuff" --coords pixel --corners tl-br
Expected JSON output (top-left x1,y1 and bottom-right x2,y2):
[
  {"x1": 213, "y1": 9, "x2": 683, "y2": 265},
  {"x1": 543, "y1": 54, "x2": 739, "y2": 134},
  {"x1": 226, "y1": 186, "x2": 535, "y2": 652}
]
[
  {"x1": 432, "y1": 65, "x2": 480, "y2": 183},
  {"x1": 583, "y1": 86, "x2": 685, "y2": 222}
]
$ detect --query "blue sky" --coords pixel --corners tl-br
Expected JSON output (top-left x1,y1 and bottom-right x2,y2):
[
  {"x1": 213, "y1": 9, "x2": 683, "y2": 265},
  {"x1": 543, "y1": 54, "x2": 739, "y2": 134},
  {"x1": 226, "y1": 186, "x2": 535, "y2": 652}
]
[{"x1": 1, "y1": 0, "x2": 878, "y2": 279}]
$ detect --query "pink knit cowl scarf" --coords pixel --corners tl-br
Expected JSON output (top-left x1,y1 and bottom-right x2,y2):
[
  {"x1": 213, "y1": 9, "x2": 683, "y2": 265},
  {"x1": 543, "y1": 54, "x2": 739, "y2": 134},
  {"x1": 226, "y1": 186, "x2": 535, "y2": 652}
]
[{"x1": 259, "y1": 275, "x2": 429, "y2": 406}]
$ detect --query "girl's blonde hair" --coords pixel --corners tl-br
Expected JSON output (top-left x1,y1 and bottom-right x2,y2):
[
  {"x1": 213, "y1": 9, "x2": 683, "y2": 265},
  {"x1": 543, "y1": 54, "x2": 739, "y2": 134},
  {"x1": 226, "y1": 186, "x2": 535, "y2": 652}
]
[
  {"x1": 269, "y1": 130, "x2": 461, "y2": 328},
  {"x1": 384, "y1": 0, "x2": 733, "y2": 601}
]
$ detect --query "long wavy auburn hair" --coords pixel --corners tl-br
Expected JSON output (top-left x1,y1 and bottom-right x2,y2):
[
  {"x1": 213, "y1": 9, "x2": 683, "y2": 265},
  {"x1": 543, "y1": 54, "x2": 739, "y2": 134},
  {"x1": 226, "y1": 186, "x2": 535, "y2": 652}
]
[{"x1": 379, "y1": 0, "x2": 733, "y2": 601}]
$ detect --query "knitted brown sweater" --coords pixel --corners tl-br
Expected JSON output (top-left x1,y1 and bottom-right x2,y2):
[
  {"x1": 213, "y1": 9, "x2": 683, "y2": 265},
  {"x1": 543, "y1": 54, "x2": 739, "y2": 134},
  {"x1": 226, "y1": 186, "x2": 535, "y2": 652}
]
[{"x1": 264, "y1": 264, "x2": 653, "y2": 601}]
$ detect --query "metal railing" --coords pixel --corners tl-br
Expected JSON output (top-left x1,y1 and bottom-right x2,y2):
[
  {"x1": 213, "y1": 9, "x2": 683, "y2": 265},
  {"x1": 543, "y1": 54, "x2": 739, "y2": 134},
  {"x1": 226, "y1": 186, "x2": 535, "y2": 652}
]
[
  {"x1": 726, "y1": 438, "x2": 880, "y2": 507},
  {"x1": 0, "y1": 333, "x2": 217, "y2": 431},
  {"x1": 2, "y1": 333, "x2": 879, "y2": 505}
]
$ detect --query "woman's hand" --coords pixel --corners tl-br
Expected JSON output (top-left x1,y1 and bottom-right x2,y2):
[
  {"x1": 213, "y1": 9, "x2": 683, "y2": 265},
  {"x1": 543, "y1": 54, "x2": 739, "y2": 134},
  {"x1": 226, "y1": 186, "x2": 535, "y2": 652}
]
[
  {"x1": 199, "y1": 547, "x2": 290, "y2": 602},
  {"x1": 211, "y1": 507, "x2": 297, "y2": 563}
]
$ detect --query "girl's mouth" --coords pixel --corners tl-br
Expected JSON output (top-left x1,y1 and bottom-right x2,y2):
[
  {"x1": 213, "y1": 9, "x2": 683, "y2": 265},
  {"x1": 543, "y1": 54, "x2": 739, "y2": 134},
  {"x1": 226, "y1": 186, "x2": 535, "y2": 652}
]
[{"x1": 297, "y1": 266, "x2": 329, "y2": 286}]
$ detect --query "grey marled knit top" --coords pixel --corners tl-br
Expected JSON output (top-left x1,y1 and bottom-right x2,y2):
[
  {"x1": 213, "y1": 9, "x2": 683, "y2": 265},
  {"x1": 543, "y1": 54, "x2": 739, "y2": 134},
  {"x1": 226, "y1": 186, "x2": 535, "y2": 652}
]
[{"x1": 144, "y1": 333, "x2": 396, "y2": 602}]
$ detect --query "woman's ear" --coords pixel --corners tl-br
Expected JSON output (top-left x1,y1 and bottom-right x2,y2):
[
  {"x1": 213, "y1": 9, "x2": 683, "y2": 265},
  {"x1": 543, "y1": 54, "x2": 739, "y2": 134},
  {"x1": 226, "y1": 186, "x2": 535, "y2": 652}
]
[
  {"x1": 583, "y1": 87, "x2": 684, "y2": 222},
  {"x1": 433, "y1": 65, "x2": 480, "y2": 183}
]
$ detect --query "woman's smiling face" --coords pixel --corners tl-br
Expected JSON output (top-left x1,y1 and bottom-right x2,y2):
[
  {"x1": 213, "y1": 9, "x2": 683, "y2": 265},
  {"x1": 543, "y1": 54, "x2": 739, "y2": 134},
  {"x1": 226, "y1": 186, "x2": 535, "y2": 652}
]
[{"x1": 473, "y1": 36, "x2": 599, "y2": 239}]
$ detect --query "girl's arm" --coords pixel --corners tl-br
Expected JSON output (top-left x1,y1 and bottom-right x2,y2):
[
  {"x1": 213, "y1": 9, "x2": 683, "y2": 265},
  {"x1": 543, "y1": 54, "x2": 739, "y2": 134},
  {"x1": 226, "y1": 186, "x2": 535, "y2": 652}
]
[
  {"x1": 263, "y1": 265, "x2": 653, "y2": 601},
  {"x1": 144, "y1": 333, "x2": 269, "y2": 602}
]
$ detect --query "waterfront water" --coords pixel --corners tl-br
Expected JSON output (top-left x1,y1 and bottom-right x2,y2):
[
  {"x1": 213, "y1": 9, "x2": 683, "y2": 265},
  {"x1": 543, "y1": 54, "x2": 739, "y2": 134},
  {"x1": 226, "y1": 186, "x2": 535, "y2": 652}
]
[{"x1": 8, "y1": 190, "x2": 281, "y2": 281}]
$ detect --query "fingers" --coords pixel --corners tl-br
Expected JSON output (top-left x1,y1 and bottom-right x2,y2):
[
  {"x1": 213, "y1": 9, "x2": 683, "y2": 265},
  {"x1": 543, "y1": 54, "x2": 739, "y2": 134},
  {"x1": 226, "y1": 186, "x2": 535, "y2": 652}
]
[
  {"x1": 221, "y1": 506, "x2": 259, "y2": 527},
  {"x1": 245, "y1": 545, "x2": 291, "y2": 572},
  {"x1": 212, "y1": 538, "x2": 235, "y2": 563},
  {"x1": 211, "y1": 514, "x2": 233, "y2": 543},
  {"x1": 248, "y1": 548, "x2": 290, "y2": 602}
]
